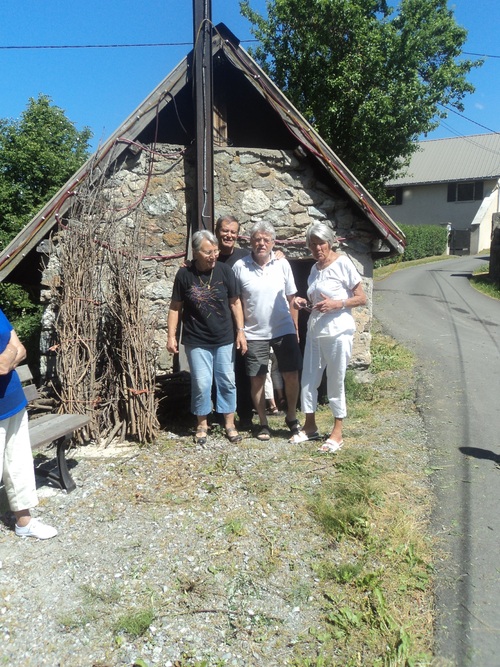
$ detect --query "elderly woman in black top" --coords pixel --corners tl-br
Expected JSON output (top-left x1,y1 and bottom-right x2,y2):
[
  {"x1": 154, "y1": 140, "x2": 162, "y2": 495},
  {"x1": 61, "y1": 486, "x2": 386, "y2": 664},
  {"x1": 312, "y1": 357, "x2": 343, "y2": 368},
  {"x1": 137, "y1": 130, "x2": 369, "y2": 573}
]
[{"x1": 167, "y1": 230, "x2": 247, "y2": 445}]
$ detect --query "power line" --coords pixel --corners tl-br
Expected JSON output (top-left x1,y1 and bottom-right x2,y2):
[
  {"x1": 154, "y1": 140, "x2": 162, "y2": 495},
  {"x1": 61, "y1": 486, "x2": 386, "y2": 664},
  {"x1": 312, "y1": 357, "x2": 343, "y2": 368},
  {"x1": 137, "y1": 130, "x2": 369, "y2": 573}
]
[
  {"x1": 463, "y1": 51, "x2": 500, "y2": 59},
  {"x1": 0, "y1": 39, "x2": 257, "y2": 50},
  {"x1": 0, "y1": 42, "x2": 193, "y2": 50},
  {"x1": 439, "y1": 103, "x2": 499, "y2": 135}
]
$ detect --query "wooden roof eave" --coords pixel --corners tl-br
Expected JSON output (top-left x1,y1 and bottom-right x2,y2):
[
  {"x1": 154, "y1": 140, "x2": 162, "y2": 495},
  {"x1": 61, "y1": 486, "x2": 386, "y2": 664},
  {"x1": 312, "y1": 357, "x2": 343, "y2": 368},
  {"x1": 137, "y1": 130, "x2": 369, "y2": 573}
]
[
  {"x1": 218, "y1": 34, "x2": 405, "y2": 256},
  {"x1": 0, "y1": 57, "x2": 191, "y2": 282}
]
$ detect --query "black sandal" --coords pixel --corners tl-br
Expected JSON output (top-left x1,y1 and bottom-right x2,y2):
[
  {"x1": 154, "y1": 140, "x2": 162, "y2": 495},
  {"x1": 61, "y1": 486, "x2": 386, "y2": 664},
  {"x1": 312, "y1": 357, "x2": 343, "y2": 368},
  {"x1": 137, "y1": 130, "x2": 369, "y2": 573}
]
[
  {"x1": 285, "y1": 418, "x2": 301, "y2": 436},
  {"x1": 255, "y1": 425, "x2": 271, "y2": 441}
]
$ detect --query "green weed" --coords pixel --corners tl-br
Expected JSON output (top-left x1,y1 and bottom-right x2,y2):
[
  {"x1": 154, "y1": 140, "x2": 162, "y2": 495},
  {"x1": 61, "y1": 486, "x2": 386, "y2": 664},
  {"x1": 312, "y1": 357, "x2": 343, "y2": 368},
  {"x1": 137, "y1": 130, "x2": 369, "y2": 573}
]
[
  {"x1": 370, "y1": 335, "x2": 414, "y2": 373},
  {"x1": 308, "y1": 451, "x2": 380, "y2": 540},
  {"x1": 224, "y1": 517, "x2": 245, "y2": 536},
  {"x1": 114, "y1": 607, "x2": 155, "y2": 638}
]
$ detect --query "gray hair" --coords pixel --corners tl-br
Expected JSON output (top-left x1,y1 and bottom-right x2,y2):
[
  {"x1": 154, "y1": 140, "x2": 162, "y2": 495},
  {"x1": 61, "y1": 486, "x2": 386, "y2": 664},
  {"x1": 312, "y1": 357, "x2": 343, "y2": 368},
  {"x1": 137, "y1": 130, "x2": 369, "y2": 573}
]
[
  {"x1": 249, "y1": 220, "x2": 276, "y2": 241},
  {"x1": 192, "y1": 229, "x2": 218, "y2": 252},
  {"x1": 305, "y1": 222, "x2": 339, "y2": 250}
]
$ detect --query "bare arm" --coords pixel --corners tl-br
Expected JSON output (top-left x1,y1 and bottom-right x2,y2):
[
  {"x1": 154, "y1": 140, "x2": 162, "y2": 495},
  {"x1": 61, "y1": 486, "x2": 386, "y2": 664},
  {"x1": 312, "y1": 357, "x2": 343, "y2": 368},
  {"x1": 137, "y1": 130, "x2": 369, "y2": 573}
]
[
  {"x1": 314, "y1": 282, "x2": 367, "y2": 313},
  {"x1": 287, "y1": 294, "x2": 299, "y2": 338},
  {"x1": 229, "y1": 296, "x2": 247, "y2": 355},
  {"x1": 166, "y1": 301, "x2": 183, "y2": 354},
  {"x1": 0, "y1": 330, "x2": 27, "y2": 375}
]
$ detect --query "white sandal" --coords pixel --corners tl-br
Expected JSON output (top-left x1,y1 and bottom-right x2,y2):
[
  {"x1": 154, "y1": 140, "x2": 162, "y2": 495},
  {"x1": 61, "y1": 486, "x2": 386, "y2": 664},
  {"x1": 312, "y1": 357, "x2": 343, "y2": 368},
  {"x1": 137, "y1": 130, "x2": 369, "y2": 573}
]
[
  {"x1": 288, "y1": 430, "x2": 320, "y2": 444},
  {"x1": 317, "y1": 439, "x2": 343, "y2": 453}
]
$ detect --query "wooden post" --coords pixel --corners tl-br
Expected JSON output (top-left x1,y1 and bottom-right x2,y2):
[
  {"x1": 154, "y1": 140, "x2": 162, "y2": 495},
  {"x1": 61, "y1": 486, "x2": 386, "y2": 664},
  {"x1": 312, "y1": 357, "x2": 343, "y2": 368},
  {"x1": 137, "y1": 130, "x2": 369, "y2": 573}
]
[{"x1": 192, "y1": 0, "x2": 214, "y2": 233}]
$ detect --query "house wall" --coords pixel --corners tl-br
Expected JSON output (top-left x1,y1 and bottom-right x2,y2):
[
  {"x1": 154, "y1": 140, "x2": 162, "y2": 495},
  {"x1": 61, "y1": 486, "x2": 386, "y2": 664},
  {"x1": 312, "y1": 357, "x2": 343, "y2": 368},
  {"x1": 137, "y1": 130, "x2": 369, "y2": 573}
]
[
  {"x1": 470, "y1": 186, "x2": 498, "y2": 254},
  {"x1": 41, "y1": 144, "x2": 378, "y2": 373},
  {"x1": 383, "y1": 179, "x2": 499, "y2": 253}
]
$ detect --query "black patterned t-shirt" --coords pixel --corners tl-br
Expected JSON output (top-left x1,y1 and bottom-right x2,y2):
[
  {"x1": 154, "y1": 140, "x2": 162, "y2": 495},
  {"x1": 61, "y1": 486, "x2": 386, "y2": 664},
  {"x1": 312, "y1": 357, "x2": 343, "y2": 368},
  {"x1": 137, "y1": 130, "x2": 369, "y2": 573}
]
[{"x1": 172, "y1": 262, "x2": 240, "y2": 347}]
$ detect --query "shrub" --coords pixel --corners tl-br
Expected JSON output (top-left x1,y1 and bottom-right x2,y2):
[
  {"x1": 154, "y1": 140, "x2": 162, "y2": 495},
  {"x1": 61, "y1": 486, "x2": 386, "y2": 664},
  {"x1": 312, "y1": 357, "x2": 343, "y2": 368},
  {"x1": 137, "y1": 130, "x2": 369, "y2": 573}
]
[{"x1": 375, "y1": 223, "x2": 448, "y2": 267}]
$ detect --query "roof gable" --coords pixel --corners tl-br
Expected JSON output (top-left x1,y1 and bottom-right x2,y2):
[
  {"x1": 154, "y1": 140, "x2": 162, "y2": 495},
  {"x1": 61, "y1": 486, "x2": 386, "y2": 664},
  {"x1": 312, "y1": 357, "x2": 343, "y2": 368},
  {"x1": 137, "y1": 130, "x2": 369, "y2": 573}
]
[{"x1": 0, "y1": 23, "x2": 404, "y2": 282}]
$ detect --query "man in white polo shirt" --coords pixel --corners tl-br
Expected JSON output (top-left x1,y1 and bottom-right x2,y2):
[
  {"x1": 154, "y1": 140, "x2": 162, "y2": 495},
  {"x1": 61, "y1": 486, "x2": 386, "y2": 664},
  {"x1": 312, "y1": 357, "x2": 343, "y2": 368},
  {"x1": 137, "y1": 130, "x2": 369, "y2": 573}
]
[{"x1": 232, "y1": 221, "x2": 302, "y2": 441}]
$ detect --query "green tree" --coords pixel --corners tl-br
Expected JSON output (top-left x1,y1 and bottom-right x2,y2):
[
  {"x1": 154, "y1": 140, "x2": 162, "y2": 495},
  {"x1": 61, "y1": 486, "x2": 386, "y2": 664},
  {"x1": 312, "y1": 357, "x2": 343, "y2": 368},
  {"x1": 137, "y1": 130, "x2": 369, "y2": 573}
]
[
  {"x1": 0, "y1": 93, "x2": 92, "y2": 247},
  {"x1": 241, "y1": 0, "x2": 481, "y2": 196},
  {"x1": 0, "y1": 95, "x2": 92, "y2": 360}
]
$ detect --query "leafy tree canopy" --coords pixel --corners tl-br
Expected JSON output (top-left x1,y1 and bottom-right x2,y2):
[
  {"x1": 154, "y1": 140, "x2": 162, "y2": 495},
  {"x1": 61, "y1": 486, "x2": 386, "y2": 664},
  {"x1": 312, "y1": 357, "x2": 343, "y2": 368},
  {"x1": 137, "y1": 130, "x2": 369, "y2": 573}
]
[
  {"x1": 0, "y1": 94, "x2": 92, "y2": 248},
  {"x1": 241, "y1": 0, "x2": 482, "y2": 196}
]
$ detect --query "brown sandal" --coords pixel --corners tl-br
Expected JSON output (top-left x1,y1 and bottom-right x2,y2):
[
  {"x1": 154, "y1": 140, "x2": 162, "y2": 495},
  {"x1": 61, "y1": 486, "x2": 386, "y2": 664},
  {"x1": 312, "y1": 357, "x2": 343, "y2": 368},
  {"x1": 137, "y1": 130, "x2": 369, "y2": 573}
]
[{"x1": 225, "y1": 427, "x2": 242, "y2": 444}]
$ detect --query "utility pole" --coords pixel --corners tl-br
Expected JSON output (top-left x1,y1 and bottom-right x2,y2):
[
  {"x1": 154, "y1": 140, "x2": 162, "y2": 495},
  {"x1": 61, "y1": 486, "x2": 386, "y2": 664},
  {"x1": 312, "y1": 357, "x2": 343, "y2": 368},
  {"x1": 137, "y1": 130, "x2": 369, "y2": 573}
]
[{"x1": 192, "y1": 0, "x2": 214, "y2": 233}]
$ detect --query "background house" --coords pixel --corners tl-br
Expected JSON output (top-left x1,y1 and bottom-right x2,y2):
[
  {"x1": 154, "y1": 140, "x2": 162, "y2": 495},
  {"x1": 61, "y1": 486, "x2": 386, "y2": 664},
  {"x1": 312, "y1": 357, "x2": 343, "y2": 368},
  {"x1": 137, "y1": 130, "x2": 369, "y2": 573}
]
[{"x1": 383, "y1": 133, "x2": 500, "y2": 255}]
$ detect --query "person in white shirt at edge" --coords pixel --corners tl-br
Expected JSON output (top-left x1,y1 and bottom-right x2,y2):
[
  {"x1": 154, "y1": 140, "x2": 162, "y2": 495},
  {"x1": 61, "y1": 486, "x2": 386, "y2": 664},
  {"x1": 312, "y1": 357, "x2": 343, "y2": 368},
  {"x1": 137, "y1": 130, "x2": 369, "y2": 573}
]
[
  {"x1": 232, "y1": 221, "x2": 302, "y2": 442},
  {"x1": 294, "y1": 222, "x2": 367, "y2": 452}
]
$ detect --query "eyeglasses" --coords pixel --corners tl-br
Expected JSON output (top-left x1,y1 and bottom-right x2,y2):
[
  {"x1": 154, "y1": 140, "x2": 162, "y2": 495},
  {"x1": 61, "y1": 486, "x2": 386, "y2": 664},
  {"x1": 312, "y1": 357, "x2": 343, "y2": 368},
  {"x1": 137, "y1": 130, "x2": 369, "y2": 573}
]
[{"x1": 198, "y1": 249, "x2": 220, "y2": 258}]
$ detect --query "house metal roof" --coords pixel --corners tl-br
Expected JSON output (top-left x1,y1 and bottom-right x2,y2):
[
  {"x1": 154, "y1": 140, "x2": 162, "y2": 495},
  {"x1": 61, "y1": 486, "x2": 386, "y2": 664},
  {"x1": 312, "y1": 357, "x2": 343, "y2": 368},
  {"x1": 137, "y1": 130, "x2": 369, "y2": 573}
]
[
  {"x1": 387, "y1": 133, "x2": 500, "y2": 187},
  {"x1": 0, "y1": 24, "x2": 405, "y2": 282}
]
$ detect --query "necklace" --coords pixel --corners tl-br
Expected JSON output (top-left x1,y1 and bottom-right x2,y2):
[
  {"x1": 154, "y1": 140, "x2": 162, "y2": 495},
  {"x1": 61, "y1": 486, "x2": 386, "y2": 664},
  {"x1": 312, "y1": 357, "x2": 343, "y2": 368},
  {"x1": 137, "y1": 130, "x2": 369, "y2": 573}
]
[{"x1": 197, "y1": 268, "x2": 214, "y2": 289}]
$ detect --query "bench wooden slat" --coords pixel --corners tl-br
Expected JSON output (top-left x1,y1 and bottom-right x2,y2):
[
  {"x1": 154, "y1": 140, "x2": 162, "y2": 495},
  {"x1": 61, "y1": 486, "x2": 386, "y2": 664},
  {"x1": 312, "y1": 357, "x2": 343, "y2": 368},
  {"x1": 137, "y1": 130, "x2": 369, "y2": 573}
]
[
  {"x1": 29, "y1": 413, "x2": 91, "y2": 449},
  {"x1": 23, "y1": 383, "x2": 39, "y2": 403}
]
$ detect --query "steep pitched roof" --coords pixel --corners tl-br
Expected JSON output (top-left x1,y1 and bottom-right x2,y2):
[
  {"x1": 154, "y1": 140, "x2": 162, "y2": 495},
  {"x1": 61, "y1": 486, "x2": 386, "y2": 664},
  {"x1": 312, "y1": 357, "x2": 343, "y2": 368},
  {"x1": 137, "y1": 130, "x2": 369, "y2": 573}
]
[
  {"x1": 387, "y1": 133, "x2": 500, "y2": 187},
  {"x1": 0, "y1": 23, "x2": 404, "y2": 282}
]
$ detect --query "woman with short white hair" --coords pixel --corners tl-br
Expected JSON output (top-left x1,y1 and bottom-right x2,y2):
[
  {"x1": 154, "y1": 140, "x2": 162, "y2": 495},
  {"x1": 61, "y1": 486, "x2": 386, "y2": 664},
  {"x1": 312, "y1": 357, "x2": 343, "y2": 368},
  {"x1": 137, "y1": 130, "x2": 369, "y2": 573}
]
[{"x1": 294, "y1": 222, "x2": 367, "y2": 452}]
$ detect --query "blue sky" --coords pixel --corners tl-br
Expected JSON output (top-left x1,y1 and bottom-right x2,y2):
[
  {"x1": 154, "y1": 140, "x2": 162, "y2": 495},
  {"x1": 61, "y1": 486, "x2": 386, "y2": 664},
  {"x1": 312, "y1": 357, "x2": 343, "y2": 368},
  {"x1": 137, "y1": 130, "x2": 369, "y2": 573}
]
[{"x1": 0, "y1": 0, "x2": 498, "y2": 151}]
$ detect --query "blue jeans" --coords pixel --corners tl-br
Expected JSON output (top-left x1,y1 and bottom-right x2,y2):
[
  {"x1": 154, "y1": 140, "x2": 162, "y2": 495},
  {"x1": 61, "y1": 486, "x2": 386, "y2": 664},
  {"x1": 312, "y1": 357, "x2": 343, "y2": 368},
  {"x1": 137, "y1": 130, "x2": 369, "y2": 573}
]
[{"x1": 185, "y1": 343, "x2": 236, "y2": 416}]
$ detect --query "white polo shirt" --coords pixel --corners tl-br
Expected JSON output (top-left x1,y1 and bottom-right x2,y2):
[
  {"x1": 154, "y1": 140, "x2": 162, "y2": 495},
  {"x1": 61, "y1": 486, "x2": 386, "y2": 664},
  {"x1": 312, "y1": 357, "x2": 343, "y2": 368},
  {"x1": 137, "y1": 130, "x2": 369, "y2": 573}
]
[{"x1": 232, "y1": 252, "x2": 297, "y2": 340}]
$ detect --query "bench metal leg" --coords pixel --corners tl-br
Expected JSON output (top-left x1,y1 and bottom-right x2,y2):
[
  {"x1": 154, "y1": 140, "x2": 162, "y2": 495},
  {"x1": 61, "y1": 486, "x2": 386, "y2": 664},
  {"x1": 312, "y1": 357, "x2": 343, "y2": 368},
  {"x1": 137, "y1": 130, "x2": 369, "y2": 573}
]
[
  {"x1": 55, "y1": 436, "x2": 77, "y2": 492},
  {"x1": 36, "y1": 435, "x2": 77, "y2": 493}
]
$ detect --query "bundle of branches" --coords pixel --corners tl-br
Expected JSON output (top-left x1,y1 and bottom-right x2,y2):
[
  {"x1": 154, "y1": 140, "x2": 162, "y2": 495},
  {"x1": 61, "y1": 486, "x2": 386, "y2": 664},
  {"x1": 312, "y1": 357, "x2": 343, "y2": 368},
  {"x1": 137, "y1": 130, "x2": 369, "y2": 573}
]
[{"x1": 49, "y1": 161, "x2": 159, "y2": 444}]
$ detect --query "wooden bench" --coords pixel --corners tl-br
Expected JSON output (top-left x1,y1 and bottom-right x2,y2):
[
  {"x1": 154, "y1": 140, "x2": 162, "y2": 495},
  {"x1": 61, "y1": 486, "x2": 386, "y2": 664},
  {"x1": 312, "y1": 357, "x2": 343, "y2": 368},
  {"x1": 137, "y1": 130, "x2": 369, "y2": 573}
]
[{"x1": 17, "y1": 365, "x2": 90, "y2": 493}]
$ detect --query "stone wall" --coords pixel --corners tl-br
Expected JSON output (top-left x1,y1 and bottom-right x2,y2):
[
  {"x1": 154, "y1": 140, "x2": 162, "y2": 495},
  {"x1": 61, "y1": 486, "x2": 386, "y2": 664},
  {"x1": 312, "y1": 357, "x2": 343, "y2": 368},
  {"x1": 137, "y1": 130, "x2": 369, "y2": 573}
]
[{"x1": 41, "y1": 144, "x2": 378, "y2": 372}]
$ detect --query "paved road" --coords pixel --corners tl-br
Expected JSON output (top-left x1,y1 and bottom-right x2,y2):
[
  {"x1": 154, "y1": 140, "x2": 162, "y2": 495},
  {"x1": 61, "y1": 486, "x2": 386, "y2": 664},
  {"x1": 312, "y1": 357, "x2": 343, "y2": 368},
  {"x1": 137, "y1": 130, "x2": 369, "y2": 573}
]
[{"x1": 374, "y1": 256, "x2": 500, "y2": 667}]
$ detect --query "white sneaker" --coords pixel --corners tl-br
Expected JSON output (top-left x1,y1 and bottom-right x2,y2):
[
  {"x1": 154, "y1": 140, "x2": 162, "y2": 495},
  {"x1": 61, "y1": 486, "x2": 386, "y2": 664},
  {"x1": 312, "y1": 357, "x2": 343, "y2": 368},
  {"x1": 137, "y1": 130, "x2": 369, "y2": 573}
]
[{"x1": 15, "y1": 518, "x2": 58, "y2": 540}]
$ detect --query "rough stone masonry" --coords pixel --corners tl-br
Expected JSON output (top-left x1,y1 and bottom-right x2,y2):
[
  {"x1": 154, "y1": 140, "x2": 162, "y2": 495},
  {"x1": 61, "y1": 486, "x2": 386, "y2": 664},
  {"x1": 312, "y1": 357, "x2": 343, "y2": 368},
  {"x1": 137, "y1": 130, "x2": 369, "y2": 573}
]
[{"x1": 41, "y1": 144, "x2": 376, "y2": 374}]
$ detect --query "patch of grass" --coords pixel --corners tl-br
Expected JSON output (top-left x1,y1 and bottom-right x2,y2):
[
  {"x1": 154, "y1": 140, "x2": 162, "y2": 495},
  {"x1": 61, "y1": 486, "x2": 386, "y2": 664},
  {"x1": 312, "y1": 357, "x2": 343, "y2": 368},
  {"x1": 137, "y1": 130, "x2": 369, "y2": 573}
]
[
  {"x1": 223, "y1": 517, "x2": 246, "y2": 536},
  {"x1": 316, "y1": 560, "x2": 363, "y2": 584},
  {"x1": 308, "y1": 450, "x2": 381, "y2": 541},
  {"x1": 114, "y1": 608, "x2": 155, "y2": 638},
  {"x1": 370, "y1": 333, "x2": 414, "y2": 374},
  {"x1": 470, "y1": 265, "x2": 500, "y2": 300}
]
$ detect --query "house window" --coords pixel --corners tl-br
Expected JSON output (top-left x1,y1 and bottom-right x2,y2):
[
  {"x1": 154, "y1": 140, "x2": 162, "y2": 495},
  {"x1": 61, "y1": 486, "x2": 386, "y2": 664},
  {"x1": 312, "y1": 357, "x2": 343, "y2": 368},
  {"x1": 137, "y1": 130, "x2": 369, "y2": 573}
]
[
  {"x1": 386, "y1": 187, "x2": 403, "y2": 206},
  {"x1": 447, "y1": 181, "x2": 484, "y2": 202}
]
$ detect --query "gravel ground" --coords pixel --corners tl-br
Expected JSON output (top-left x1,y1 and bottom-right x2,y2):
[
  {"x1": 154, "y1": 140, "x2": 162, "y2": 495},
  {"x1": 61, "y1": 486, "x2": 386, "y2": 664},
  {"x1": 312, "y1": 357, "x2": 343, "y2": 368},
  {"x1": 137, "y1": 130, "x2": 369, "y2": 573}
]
[{"x1": 0, "y1": 403, "x2": 430, "y2": 667}]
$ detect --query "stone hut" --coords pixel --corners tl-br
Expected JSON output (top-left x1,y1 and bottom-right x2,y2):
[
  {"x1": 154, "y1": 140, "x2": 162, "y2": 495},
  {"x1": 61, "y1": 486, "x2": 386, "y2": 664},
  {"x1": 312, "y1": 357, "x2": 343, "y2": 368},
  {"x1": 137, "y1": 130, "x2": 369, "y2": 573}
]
[{"x1": 0, "y1": 24, "x2": 404, "y2": 434}]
